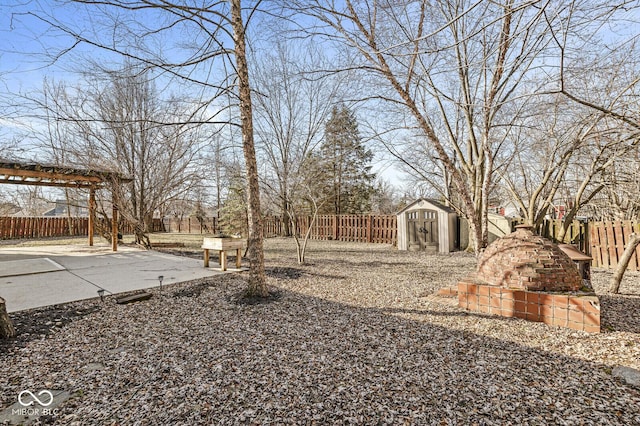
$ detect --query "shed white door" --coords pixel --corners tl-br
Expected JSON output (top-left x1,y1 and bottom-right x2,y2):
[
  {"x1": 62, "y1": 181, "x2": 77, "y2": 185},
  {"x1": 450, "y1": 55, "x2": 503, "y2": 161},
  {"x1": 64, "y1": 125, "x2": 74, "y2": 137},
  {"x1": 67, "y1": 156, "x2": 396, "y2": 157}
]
[{"x1": 407, "y1": 209, "x2": 438, "y2": 251}]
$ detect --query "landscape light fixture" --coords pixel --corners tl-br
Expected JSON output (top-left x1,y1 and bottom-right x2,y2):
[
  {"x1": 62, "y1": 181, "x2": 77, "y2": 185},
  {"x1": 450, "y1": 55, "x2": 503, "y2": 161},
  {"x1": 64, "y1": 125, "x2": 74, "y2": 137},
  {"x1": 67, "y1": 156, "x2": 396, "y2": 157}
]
[
  {"x1": 97, "y1": 289, "x2": 106, "y2": 302},
  {"x1": 158, "y1": 275, "x2": 164, "y2": 293}
]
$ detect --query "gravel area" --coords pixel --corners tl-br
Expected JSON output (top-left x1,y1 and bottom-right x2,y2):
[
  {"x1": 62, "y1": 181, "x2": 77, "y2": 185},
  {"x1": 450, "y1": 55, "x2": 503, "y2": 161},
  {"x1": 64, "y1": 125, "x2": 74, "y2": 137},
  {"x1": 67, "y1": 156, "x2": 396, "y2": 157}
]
[{"x1": 1, "y1": 238, "x2": 639, "y2": 425}]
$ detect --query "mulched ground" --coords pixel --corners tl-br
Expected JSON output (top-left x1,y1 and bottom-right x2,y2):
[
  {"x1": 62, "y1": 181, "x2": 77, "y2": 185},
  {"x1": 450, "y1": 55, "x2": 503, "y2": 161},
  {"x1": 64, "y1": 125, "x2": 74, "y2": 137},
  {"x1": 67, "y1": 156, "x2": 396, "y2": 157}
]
[{"x1": 1, "y1": 238, "x2": 639, "y2": 425}]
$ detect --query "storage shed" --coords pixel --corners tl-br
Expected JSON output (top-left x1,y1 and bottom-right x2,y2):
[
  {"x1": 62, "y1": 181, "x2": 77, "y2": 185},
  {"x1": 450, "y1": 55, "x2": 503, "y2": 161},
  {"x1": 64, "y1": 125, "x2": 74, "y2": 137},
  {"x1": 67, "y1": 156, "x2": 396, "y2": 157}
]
[{"x1": 397, "y1": 199, "x2": 458, "y2": 253}]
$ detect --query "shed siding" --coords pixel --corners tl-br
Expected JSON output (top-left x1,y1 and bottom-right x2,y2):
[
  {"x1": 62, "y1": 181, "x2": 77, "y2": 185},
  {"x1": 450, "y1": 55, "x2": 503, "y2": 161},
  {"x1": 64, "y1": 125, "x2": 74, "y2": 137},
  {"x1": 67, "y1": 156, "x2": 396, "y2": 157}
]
[{"x1": 397, "y1": 199, "x2": 458, "y2": 253}]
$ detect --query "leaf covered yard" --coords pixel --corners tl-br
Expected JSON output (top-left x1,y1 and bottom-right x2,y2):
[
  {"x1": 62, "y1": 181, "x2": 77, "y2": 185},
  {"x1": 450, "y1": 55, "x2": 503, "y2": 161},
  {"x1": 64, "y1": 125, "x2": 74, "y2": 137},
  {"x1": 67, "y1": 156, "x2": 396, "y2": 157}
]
[{"x1": 1, "y1": 239, "x2": 639, "y2": 425}]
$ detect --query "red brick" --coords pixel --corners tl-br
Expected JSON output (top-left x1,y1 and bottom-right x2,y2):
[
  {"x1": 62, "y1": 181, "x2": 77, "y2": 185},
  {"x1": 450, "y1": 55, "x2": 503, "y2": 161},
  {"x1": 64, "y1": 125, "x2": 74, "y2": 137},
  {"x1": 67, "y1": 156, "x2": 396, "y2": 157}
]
[
  {"x1": 553, "y1": 317, "x2": 568, "y2": 327},
  {"x1": 568, "y1": 299, "x2": 583, "y2": 312},
  {"x1": 526, "y1": 311, "x2": 541, "y2": 321},
  {"x1": 502, "y1": 298, "x2": 514, "y2": 310},
  {"x1": 501, "y1": 290, "x2": 514, "y2": 301},
  {"x1": 582, "y1": 299, "x2": 600, "y2": 315},
  {"x1": 437, "y1": 287, "x2": 458, "y2": 297},
  {"x1": 526, "y1": 292, "x2": 540, "y2": 304},
  {"x1": 583, "y1": 312, "x2": 600, "y2": 327},
  {"x1": 490, "y1": 296, "x2": 502, "y2": 309},
  {"x1": 538, "y1": 294, "x2": 553, "y2": 306},
  {"x1": 540, "y1": 304, "x2": 553, "y2": 317},
  {"x1": 458, "y1": 292, "x2": 466, "y2": 307},
  {"x1": 500, "y1": 309, "x2": 515, "y2": 318},
  {"x1": 466, "y1": 293, "x2": 479, "y2": 305},
  {"x1": 513, "y1": 291, "x2": 526, "y2": 302},
  {"x1": 477, "y1": 304, "x2": 490, "y2": 314},
  {"x1": 514, "y1": 300, "x2": 526, "y2": 314},
  {"x1": 583, "y1": 324, "x2": 601, "y2": 333},
  {"x1": 479, "y1": 295, "x2": 490, "y2": 306},
  {"x1": 567, "y1": 321, "x2": 584, "y2": 331},
  {"x1": 479, "y1": 286, "x2": 490, "y2": 296},
  {"x1": 554, "y1": 307, "x2": 568, "y2": 321},
  {"x1": 553, "y1": 295, "x2": 568, "y2": 308},
  {"x1": 569, "y1": 309, "x2": 584, "y2": 323},
  {"x1": 541, "y1": 315, "x2": 554, "y2": 325},
  {"x1": 514, "y1": 310, "x2": 527, "y2": 319}
]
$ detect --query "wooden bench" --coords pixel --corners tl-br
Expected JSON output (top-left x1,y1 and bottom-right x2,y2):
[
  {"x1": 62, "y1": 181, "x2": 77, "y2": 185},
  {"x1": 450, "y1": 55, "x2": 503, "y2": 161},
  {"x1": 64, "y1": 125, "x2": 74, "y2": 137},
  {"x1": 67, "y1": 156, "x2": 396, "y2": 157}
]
[{"x1": 202, "y1": 236, "x2": 243, "y2": 271}]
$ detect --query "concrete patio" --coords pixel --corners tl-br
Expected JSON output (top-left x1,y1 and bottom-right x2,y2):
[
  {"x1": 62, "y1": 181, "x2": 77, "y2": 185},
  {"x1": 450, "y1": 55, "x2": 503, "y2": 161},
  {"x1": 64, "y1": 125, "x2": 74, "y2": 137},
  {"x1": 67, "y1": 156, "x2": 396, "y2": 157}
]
[{"x1": 0, "y1": 244, "x2": 228, "y2": 312}]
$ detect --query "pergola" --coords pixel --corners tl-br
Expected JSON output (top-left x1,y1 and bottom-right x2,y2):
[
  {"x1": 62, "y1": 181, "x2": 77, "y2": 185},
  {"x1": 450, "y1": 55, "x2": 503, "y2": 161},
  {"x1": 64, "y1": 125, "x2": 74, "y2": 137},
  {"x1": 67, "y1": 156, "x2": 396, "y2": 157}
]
[{"x1": 0, "y1": 160, "x2": 132, "y2": 251}]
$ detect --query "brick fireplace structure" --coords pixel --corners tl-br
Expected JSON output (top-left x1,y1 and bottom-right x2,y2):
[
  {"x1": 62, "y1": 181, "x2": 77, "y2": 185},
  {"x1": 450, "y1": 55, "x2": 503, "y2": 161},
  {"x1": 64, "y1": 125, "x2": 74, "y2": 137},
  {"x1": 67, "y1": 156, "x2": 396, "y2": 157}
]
[{"x1": 457, "y1": 225, "x2": 600, "y2": 332}]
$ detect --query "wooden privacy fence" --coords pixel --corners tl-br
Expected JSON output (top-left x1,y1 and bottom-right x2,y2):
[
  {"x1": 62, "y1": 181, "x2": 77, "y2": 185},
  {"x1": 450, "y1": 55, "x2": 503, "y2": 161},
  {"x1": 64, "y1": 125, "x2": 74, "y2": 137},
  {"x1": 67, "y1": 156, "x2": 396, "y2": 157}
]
[
  {"x1": 590, "y1": 221, "x2": 640, "y2": 271},
  {"x1": 264, "y1": 214, "x2": 397, "y2": 245},
  {"x1": 535, "y1": 219, "x2": 588, "y2": 253},
  {"x1": 0, "y1": 216, "x2": 164, "y2": 240},
  {"x1": 162, "y1": 217, "x2": 219, "y2": 234},
  {"x1": 0, "y1": 214, "x2": 396, "y2": 245},
  {"x1": 0, "y1": 217, "x2": 89, "y2": 239}
]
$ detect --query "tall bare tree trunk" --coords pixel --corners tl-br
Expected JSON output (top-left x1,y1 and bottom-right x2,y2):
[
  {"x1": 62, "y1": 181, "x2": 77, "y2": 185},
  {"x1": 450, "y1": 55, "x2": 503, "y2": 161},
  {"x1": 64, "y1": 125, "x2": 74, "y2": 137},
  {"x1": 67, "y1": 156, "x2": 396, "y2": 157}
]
[
  {"x1": 0, "y1": 297, "x2": 16, "y2": 339},
  {"x1": 231, "y1": 0, "x2": 268, "y2": 298},
  {"x1": 610, "y1": 233, "x2": 640, "y2": 294}
]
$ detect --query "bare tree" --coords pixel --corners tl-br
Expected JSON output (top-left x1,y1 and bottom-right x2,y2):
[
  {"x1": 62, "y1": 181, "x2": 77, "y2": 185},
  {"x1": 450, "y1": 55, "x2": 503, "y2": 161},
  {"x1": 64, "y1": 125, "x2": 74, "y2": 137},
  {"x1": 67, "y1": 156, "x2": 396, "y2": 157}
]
[
  {"x1": 551, "y1": 2, "x2": 640, "y2": 134},
  {"x1": 14, "y1": 0, "x2": 270, "y2": 296},
  {"x1": 252, "y1": 40, "x2": 340, "y2": 236},
  {"x1": 588, "y1": 149, "x2": 640, "y2": 220},
  {"x1": 499, "y1": 96, "x2": 628, "y2": 238},
  {"x1": 32, "y1": 68, "x2": 204, "y2": 246},
  {"x1": 0, "y1": 297, "x2": 16, "y2": 339},
  {"x1": 288, "y1": 183, "x2": 327, "y2": 264},
  {"x1": 229, "y1": 0, "x2": 269, "y2": 297},
  {"x1": 294, "y1": 0, "x2": 584, "y2": 253},
  {"x1": 610, "y1": 233, "x2": 640, "y2": 294}
]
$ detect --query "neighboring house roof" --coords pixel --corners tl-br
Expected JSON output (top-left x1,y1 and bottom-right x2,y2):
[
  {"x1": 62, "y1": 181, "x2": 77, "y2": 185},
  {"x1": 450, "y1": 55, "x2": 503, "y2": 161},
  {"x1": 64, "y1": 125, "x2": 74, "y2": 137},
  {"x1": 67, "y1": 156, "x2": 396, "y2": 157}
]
[
  {"x1": 43, "y1": 199, "x2": 89, "y2": 217},
  {"x1": 396, "y1": 198, "x2": 457, "y2": 215},
  {"x1": 0, "y1": 202, "x2": 20, "y2": 215}
]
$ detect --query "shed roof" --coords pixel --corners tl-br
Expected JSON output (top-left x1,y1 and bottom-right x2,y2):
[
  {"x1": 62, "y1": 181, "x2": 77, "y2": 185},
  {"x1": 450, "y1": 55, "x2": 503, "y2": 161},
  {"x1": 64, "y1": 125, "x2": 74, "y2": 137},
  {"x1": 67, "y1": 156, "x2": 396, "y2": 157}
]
[{"x1": 397, "y1": 198, "x2": 457, "y2": 215}]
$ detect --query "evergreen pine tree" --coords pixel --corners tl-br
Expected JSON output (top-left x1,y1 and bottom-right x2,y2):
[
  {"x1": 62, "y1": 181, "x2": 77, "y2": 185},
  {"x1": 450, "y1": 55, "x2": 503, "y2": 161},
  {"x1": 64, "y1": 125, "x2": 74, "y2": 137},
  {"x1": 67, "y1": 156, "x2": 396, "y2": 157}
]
[
  {"x1": 316, "y1": 105, "x2": 376, "y2": 214},
  {"x1": 219, "y1": 171, "x2": 248, "y2": 236}
]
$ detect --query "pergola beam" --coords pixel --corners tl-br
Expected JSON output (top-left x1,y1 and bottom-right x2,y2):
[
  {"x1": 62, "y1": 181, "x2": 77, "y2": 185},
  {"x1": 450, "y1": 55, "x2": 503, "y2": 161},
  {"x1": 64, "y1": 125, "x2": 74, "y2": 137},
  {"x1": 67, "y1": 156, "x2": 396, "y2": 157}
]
[
  {"x1": 0, "y1": 160, "x2": 131, "y2": 252},
  {"x1": 0, "y1": 167, "x2": 104, "y2": 183},
  {"x1": 0, "y1": 178, "x2": 104, "y2": 189}
]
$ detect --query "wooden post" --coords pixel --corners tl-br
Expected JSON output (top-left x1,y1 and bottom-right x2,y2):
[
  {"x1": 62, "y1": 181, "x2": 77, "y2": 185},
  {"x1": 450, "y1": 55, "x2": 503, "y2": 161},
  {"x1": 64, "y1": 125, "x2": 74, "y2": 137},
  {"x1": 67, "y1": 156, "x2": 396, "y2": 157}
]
[
  {"x1": 203, "y1": 248, "x2": 210, "y2": 267},
  {"x1": 88, "y1": 188, "x2": 95, "y2": 246},
  {"x1": 236, "y1": 248, "x2": 241, "y2": 269},
  {"x1": 112, "y1": 202, "x2": 118, "y2": 252},
  {"x1": 219, "y1": 250, "x2": 227, "y2": 271}
]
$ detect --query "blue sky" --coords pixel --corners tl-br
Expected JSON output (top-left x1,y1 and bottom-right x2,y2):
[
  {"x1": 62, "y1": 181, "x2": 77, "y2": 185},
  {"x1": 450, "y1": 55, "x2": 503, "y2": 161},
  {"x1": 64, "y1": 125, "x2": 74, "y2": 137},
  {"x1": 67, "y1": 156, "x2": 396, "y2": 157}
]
[
  {"x1": 1, "y1": 1, "x2": 76, "y2": 92},
  {"x1": 9, "y1": 1, "x2": 638, "y2": 194},
  {"x1": 0, "y1": 1, "x2": 406, "y2": 187}
]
